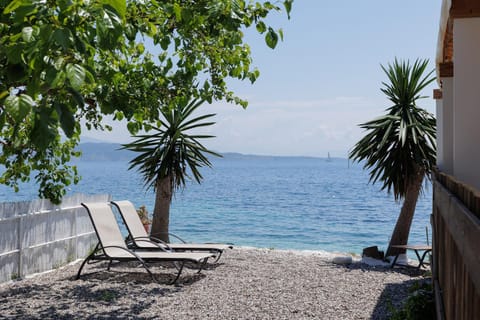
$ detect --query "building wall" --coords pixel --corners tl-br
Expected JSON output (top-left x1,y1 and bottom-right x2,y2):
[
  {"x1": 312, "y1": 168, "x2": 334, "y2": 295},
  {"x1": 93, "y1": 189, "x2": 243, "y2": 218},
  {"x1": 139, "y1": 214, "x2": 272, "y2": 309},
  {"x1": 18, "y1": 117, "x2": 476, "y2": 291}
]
[
  {"x1": 437, "y1": 78, "x2": 454, "y2": 174},
  {"x1": 453, "y1": 17, "x2": 480, "y2": 190}
]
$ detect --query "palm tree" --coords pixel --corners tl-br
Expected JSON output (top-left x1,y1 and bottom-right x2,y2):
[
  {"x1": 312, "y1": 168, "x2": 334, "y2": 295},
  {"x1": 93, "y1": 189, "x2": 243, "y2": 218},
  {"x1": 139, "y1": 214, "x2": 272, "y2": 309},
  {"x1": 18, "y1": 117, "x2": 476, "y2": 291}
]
[
  {"x1": 349, "y1": 58, "x2": 436, "y2": 258},
  {"x1": 123, "y1": 98, "x2": 221, "y2": 242}
]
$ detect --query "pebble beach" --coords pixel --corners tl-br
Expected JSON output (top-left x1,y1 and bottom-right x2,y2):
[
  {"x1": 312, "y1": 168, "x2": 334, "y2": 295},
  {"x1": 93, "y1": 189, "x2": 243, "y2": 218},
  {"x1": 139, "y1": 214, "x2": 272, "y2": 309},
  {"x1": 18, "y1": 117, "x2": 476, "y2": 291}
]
[{"x1": 0, "y1": 248, "x2": 426, "y2": 319}]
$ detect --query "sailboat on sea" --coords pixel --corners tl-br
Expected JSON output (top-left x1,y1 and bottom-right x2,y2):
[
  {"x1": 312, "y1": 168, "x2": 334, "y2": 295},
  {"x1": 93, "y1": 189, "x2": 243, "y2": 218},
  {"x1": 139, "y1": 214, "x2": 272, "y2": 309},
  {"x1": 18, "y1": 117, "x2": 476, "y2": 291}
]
[{"x1": 326, "y1": 152, "x2": 332, "y2": 162}]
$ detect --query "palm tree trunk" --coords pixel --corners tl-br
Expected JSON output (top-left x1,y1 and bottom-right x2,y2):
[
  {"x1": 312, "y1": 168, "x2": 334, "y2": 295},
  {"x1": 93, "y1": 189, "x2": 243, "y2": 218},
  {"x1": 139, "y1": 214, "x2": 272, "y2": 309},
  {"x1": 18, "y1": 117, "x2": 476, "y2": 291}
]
[
  {"x1": 385, "y1": 167, "x2": 425, "y2": 258},
  {"x1": 150, "y1": 175, "x2": 172, "y2": 243}
]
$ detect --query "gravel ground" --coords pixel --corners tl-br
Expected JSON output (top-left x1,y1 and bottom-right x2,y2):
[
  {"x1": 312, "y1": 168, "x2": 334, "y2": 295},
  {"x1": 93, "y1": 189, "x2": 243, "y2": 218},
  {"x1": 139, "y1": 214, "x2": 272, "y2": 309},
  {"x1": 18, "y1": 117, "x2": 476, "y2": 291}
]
[{"x1": 0, "y1": 248, "x2": 426, "y2": 319}]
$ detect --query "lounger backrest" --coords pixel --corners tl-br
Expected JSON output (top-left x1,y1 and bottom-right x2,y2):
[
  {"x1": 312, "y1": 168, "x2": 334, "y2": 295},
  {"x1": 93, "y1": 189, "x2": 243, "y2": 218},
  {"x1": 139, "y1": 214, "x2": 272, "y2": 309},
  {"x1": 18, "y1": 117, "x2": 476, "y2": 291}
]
[
  {"x1": 111, "y1": 200, "x2": 148, "y2": 239},
  {"x1": 81, "y1": 202, "x2": 128, "y2": 257}
]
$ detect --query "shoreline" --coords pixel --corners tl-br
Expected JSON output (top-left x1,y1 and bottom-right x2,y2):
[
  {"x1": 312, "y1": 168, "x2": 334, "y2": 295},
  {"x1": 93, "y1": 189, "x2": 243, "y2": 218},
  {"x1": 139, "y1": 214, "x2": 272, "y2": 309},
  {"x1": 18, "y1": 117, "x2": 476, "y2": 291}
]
[{"x1": 0, "y1": 247, "x2": 425, "y2": 319}]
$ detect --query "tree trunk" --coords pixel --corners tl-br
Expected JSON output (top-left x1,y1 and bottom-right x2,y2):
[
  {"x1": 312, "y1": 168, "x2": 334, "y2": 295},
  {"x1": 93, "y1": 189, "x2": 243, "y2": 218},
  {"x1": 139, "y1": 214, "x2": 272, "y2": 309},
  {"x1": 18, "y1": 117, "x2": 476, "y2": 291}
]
[
  {"x1": 385, "y1": 167, "x2": 425, "y2": 258},
  {"x1": 150, "y1": 175, "x2": 172, "y2": 243}
]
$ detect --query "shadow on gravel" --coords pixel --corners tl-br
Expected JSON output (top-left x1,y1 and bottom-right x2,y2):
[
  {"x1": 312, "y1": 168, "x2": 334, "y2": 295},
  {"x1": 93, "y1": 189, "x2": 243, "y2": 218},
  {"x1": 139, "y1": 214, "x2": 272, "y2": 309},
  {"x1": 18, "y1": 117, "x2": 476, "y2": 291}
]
[
  {"x1": 74, "y1": 268, "x2": 206, "y2": 285},
  {"x1": 0, "y1": 267, "x2": 202, "y2": 320},
  {"x1": 321, "y1": 259, "x2": 429, "y2": 277},
  {"x1": 0, "y1": 281, "x2": 161, "y2": 319},
  {"x1": 369, "y1": 278, "x2": 420, "y2": 320},
  {"x1": 342, "y1": 262, "x2": 428, "y2": 277},
  {"x1": 328, "y1": 262, "x2": 429, "y2": 320},
  {"x1": 73, "y1": 260, "x2": 208, "y2": 285}
]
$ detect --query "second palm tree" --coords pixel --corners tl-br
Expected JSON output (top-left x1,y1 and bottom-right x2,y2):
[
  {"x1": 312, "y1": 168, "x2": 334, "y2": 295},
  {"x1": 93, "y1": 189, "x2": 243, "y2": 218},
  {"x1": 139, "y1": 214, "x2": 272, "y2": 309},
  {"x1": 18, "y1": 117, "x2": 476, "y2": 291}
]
[{"x1": 123, "y1": 98, "x2": 221, "y2": 242}]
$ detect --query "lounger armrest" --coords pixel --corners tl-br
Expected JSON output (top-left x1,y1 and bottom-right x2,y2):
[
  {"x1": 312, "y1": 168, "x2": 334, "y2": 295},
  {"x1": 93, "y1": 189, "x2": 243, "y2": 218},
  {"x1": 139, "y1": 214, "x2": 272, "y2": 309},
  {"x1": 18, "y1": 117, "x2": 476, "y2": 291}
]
[
  {"x1": 144, "y1": 235, "x2": 170, "y2": 246},
  {"x1": 152, "y1": 232, "x2": 187, "y2": 243},
  {"x1": 169, "y1": 232, "x2": 187, "y2": 243},
  {"x1": 101, "y1": 245, "x2": 147, "y2": 263},
  {"x1": 133, "y1": 236, "x2": 172, "y2": 252}
]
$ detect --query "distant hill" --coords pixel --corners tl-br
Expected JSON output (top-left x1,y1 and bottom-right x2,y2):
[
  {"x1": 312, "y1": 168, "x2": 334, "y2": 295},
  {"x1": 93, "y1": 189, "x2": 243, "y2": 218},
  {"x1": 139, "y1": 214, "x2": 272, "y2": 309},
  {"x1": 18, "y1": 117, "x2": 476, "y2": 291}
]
[
  {"x1": 221, "y1": 152, "x2": 326, "y2": 161},
  {"x1": 77, "y1": 143, "x2": 133, "y2": 161},
  {"x1": 76, "y1": 143, "x2": 339, "y2": 162}
]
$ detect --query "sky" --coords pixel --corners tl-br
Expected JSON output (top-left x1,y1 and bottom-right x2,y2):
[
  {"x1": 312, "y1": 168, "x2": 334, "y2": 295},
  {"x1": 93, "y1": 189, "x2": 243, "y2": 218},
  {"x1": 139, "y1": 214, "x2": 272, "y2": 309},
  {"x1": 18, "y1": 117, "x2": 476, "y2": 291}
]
[{"x1": 83, "y1": 0, "x2": 442, "y2": 158}]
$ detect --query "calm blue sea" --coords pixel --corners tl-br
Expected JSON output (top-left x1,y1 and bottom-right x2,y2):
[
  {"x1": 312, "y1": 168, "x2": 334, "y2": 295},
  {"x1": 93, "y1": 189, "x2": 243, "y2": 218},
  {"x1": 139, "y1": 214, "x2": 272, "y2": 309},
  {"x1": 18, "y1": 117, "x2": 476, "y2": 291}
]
[{"x1": 0, "y1": 155, "x2": 432, "y2": 255}]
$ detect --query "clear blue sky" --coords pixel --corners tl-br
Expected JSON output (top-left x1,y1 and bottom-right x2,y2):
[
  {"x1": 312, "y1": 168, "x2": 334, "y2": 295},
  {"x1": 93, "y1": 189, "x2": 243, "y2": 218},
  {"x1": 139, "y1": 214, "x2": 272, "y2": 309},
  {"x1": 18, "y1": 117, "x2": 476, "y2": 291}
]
[{"x1": 84, "y1": 0, "x2": 442, "y2": 158}]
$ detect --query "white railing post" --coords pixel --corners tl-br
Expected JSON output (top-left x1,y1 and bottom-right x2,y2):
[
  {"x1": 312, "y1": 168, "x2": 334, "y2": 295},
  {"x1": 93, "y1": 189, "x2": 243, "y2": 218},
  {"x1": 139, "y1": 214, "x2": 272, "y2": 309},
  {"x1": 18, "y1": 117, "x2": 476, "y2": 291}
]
[{"x1": 17, "y1": 214, "x2": 23, "y2": 279}]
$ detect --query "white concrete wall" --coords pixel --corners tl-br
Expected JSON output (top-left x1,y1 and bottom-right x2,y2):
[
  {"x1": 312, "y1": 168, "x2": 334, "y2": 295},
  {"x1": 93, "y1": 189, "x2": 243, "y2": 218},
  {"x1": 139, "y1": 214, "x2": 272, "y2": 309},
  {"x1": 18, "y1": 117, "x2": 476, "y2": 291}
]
[
  {"x1": 437, "y1": 78, "x2": 454, "y2": 174},
  {"x1": 453, "y1": 18, "x2": 480, "y2": 190},
  {"x1": 0, "y1": 193, "x2": 110, "y2": 283}
]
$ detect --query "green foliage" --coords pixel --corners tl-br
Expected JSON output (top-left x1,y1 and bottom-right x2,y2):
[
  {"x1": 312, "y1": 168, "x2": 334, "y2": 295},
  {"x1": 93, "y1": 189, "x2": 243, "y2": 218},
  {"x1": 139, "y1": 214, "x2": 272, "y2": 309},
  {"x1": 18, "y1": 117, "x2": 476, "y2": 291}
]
[
  {"x1": 136, "y1": 205, "x2": 151, "y2": 224},
  {"x1": 389, "y1": 280, "x2": 435, "y2": 320},
  {"x1": 10, "y1": 272, "x2": 19, "y2": 280},
  {"x1": 0, "y1": 0, "x2": 293, "y2": 203},
  {"x1": 122, "y1": 98, "x2": 221, "y2": 192},
  {"x1": 96, "y1": 289, "x2": 117, "y2": 302},
  {"x1": 349, "y1": 58, "x2": 436, "y2": 200}
]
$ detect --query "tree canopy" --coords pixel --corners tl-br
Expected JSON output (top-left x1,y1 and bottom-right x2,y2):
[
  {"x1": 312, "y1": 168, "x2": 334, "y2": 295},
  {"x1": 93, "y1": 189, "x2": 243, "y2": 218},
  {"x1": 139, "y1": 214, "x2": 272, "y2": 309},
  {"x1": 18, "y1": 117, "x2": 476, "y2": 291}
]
[{"x1": 0, "y1": 0, "x2": 293, "y2": 203}]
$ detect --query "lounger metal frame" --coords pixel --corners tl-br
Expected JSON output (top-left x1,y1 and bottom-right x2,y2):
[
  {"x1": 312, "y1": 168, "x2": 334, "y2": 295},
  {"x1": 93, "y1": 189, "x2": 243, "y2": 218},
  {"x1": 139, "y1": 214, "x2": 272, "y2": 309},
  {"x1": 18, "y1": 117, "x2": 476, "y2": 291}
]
[
  {"x1": 111, "y1": 200, "x2": 233, "y2": 262},
  {"x1": 77, "y1": 203, "x2": 210, "y2": 284}
]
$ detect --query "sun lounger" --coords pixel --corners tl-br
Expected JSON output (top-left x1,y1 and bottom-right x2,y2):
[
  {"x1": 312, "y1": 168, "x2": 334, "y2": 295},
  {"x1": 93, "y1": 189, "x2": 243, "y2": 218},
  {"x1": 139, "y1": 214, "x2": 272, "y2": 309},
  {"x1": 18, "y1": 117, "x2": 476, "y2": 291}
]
[
  {"x1": 77, "y1": 202, "x2": 215, "y2": 284},
  {"x1": 111, "y1": 200, "x2": 233, "y2": 262}
]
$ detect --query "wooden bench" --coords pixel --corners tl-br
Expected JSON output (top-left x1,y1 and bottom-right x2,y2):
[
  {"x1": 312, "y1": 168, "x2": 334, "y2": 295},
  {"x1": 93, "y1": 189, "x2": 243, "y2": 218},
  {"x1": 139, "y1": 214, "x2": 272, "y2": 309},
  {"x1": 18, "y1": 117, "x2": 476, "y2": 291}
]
[{"x1": 390, "y1": 244, "x2": 432, "y2": 269}]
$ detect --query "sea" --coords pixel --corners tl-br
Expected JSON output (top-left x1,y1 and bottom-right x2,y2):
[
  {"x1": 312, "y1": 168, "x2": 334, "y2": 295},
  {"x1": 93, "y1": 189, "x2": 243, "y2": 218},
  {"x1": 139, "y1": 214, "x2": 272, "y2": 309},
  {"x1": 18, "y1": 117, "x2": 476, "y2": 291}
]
[{"x1": 0, "y1": 154, "x2": 433, "y2": 256}]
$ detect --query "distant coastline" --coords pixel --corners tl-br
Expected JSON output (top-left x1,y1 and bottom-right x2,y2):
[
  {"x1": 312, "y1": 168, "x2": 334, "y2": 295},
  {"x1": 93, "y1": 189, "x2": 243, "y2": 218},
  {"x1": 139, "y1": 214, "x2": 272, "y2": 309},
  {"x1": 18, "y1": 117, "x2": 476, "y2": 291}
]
[{"x1": 77, "y1": 142, "x2": 342, "y2": 162}]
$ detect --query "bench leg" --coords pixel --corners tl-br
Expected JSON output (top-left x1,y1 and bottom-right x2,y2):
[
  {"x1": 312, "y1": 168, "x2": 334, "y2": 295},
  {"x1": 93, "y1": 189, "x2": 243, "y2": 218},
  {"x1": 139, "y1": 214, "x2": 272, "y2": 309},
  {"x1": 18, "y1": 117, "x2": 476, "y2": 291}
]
[
  {"x1": 390, "y1": 254, "x2": 400, "y2": 268},
  {"x1": 417, "y1": 250, "x2": 431, "y2": 269}
]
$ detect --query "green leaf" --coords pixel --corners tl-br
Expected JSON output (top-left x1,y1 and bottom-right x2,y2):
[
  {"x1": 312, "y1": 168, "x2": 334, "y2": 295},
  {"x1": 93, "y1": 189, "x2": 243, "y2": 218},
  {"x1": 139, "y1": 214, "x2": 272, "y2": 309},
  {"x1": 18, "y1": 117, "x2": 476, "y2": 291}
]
[
  {"x1": 102, "y1": 0, "x2": 126, "y2": 19},
  {"x1": 53, "y1": 29, "x2": 70, "y2": 49},
  {"x1": 127, "y1": 121, "x2": 141, "y2": 134},
  {"x1": 256, "y1": 21, "x2": 266, "y2": 34},
  {"x1": 57, "y1": 103, "x2": 76, "y2": 138},
  {"x1": 31, "y1": 111, "x2": 56, "y2": 149},
  {"x1": 6, "y1": 44, "x2": 24, "y2": 64},
  {"x1": 125, "y1": 24, "x2": 136, "y2": 41},
  {"x1": 3, "y1": 0, "x2": 23, "y2": 14},
  {"x1": 12, "y1": 4, "x2": 36, "y2": 22},
  {"x1": 54, "y1": 57, "x2": 64, "y2": 70},
  {"x1": 66, "y1": 64, "x2": 86, "y2": 90},
  {"x1": 173, "y1": 3, "x2": 182, "y2": 21},
  {"x1": 160, "y1": 37, "x2": 170, "y2": 50},
  {"x1": 114, "y1": 111, "x2": 124, "y2": 120},
  {"x1": 5, "y1": 94, "x2": 34, "y2": 122},
  {"x1": 136, "y1": 43, "x2": 145, "y2": 54},
  {"x1": 0, "y1": 91, "x2": 8, "y2": 101},
  {"x1": 0, "y1": 113, "x2": 6, "y2": 130},
  {"x1": 284, "y1": 0, "x2": 293, "y2": 19},
  {"x1": 265, "y1": 27, "x2": 278, "y2": 49},
  {"x1": 181, "y1": 8, "x2": 193, "y2": 23},
  {"x1": 68, "y1": 87, "x2": 85, "y2": 108},
  {"x1": 18, "y1": 95, "x2": 34, "y2": 121},
  {"x1": 51, "y1": 70, "x2": 66, "y2": 88}
]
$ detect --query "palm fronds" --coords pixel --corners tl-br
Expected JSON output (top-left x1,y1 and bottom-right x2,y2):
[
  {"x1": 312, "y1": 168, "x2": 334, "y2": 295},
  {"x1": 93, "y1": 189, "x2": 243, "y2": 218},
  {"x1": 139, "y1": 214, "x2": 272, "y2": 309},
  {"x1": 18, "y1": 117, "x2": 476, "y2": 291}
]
[
  {"x1": 349, "y1": 58, "x2": 436, "y2": 200},
  {"x1": 122, "y1": 98, "x2": 221, "y2": 192}
]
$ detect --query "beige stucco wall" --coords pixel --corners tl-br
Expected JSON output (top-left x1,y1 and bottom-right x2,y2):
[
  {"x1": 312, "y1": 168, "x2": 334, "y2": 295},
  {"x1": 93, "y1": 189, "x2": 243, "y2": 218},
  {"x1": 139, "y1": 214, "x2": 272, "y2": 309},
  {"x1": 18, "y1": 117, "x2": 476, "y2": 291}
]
[
  {"x1": 437, "y1": 78, "x2": 454, "y2": 174},
  {"x1": 453, "y1": 17, "x2": 480, "y2": 190}
]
